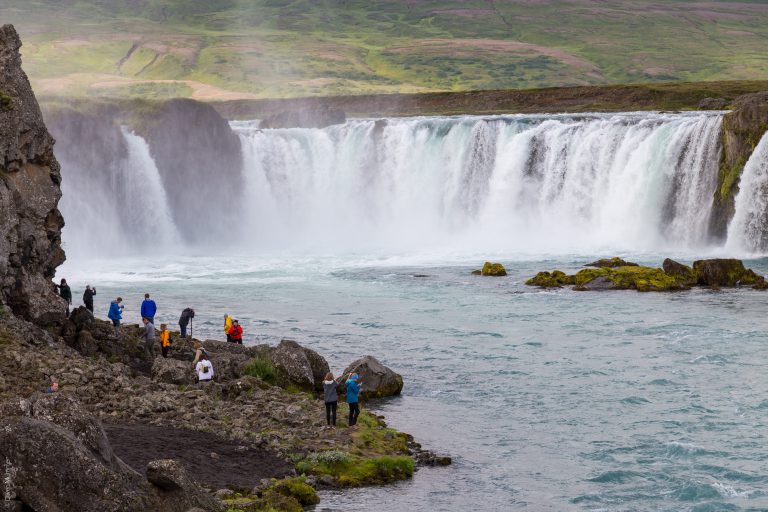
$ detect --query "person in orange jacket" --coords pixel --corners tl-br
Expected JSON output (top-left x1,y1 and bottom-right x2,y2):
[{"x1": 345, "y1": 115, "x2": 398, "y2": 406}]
[
  {"x1": 229, "y1": 319, "x2": 243, "y2": 345},
  {"x1": 224, "y1": 314, "x2": 233, "y2": 342},
  {"x1": 159, "y1": 323, "x2": 172, "y2": 358}
]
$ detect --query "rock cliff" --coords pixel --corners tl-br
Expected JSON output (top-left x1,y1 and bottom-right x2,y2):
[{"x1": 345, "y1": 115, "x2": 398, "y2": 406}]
[
  {"x1": 709, "y1": 92, "x2": 768, "y2": 240},
  {"x1": 0, "y1": 24, "x2": 65, "y2": 325}
]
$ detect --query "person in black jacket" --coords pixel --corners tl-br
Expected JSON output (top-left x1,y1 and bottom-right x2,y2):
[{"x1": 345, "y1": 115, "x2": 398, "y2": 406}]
[
  {"x1": 56, "y1": 278, "x2": 72, "y2": 312},
  {"x1": 179, "y1": 307, "x2": 195, "y2": 338},
  {"x1": 82, "y1": 285, "x2": 96, "y2": 313}
]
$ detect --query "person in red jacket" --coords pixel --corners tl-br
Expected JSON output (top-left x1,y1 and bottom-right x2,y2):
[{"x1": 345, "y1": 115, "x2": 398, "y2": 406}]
[{"x1": 229, "y1": 319, "x2": 243, "y2": 345}]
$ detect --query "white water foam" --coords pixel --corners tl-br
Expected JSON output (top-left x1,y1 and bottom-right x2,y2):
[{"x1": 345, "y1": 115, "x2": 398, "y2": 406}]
[{"x1": 726, "y1": 131, "x2": 768, "y2": 254}]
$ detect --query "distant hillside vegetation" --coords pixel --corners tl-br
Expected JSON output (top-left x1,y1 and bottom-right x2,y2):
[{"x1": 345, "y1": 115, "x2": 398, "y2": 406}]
[{"x1": 3, "y1": 0, "x2": 768, "y2": 100}]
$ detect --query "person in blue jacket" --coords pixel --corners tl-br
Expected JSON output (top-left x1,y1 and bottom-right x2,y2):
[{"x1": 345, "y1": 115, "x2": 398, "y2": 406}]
[
  {"x1": 140, "y1": 293, "x2": 157, "y2": 323},
  {"x1": 345, "y1": 373, "x2": 362, "y2": 427},
  {"x1": 108, "y1": 297, "x2": 124, "y2": 336}
]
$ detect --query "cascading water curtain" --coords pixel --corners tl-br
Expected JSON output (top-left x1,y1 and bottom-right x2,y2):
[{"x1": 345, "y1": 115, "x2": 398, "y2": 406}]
[
  {"x1": 234, "y1": 113, "x2": 723, "y2": 255},
  {"x1": 726, "y1": 132, "x2": 768, "y2": 254}
]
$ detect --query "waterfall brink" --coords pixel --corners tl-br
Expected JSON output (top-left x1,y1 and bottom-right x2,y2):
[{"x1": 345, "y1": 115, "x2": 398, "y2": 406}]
[
  {"x1": 234, "y1": 112, "x2": 723, "y2": 255},
  {"x1": 59, "y1": 127, "x2": 181, "y2": 257},
  {"x1": 726, "y1": 132, "x2": 768, "y2": 253}
]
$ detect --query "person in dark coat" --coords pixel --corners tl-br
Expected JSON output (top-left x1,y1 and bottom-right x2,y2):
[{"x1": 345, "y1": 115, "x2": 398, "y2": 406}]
[
  {"x1": 82, "y1": 285, "x2": 96, "y2": 313},
  {"x1": 179, "y1": 307, "x2": 195, "y2": 338},
  {"x1": 57, "y1": 279, "x2": 72, "y2": 310}
]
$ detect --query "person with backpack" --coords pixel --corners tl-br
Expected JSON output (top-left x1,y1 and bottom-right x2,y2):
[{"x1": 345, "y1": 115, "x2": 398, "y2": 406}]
[
  {"x1": 140, "y1": 293, "x2": 157, "y2": 323},
  {"x1": 224, "y1": 314, "x2": 233, "y2": 342},
  {"x1": 82, "y1": 285, "x2": 96, "y2": 313},
  {"x1": 108, "y1": 297, "x2": 124, "y2": 336},
  {"x1": 159, "y1": 323, "x2": 172, "y2": 358},
  {"x1": 140, "y1": 317, "x2": 156, "y2": 358},
  {"x1": 179, "y1": 308, "x2": 195, "y2": 338},
  {"x1": 229, "y1": 320, "x2": 243, "y2": 345},
  {"x1": 195, "y1": 352, "x2": 214, "y2": 383},
  {"x1": 345, "y1": 373, "x2": 362, "y2": 427}
]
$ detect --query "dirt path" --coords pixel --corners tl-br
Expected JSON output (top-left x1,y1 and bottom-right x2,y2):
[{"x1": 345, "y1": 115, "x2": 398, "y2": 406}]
[{"x1": 104, "y1": 423, "x2": 293, "y2": 490}]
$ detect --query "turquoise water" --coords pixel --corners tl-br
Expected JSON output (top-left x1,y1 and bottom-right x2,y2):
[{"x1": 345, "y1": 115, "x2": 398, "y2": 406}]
[{"x1": 59, "y1": 254, "x2": 768, "y2": 511}]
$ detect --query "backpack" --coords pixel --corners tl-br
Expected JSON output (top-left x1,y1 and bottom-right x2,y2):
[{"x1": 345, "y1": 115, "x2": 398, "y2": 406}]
[{"x1": 202, "y1": 363, "x2": 210, "y2": 374}]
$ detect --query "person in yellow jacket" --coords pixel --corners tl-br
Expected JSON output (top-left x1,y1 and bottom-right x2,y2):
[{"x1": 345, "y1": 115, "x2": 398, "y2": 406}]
[
  {"x1": 224, "y1": 314, "x2": 233, "y2": 343},
  {"x1": 159, "y1": 324, "x2": 172, "y2": 358}
]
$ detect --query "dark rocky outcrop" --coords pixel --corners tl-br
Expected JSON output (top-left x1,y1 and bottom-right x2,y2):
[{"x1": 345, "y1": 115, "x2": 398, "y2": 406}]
[
  {"x1": 259, "y1": 106, "x2": 346, "y2": 129},
  {"x1": 710, "y1": 91, "x2": 768, "y2": 240},
  {"x1": 0, "y1": 393, "x2": 220, "y2": 512},
  {"x1": 0, "y1": 25, "x2": 66, "y2": 325},
  {"x1": 340, "y1": 355, "x2": 403, "y2": 399},
  {"x1": 525, "y1": 270, "x2": 575, "y2": 288}
]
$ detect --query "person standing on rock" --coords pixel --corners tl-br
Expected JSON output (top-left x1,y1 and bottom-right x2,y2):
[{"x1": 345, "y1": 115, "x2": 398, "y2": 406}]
[
  {"x1": 159, "y1": 323, "x2": 172, "y2": 358},
  {"x1": 323, "y1": 372, "x2": 341, "y2": 428},
  {"x1": 141, "y1": 293, "x2": 157, "y2": 323},
  {"x1": 82, "y1": 285, "x2": 96, "y2": 313},
  {"x1": 229, "y1": 320, "x2": 243, "y2": 345},
  {"x1": 56, "y1": 278, "x2": 72, "y2": 311},
  {"x1": 140, "y1": 317, "x2": 156, "y2": 358},
  {"x1": 345, "y1": 373, "x2": 362, "y2": 427},
  {"x1": 195, "y1": 352, "x2": 214, "y2": 383},
  {"x1": 224, "y1": 314, "x2": 233, "y2": 342},
  {"x1": 179, "y1": 307, "x2": 195, "y2": 338},
  {"x1": 108, "y1": 297, "x2": 124, "y2": 336}
]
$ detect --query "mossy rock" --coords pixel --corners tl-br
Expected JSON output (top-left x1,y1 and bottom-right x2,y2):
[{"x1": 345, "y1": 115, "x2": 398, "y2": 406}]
[
  {"x1": 574, "y1": 266, "x2": 690, "y2": 292},
  {"x1": 662, "y1": 258, "x2": 697, "y2": 286},
  {"x1": 481, "y1": 262, "x2": 507, "y2": 276},
  {"x1": 525, "y1": 270, "x2": 575, "y2": 288},
  {"x1": 692, "y1": 258, "x2": 766, "y2": 287},
  {"x1": 585, "y1": 257, "x2": 639, "y2": 268},
  {"x1": 269, "y1": 477, "x2": 319, "y2": 507}
]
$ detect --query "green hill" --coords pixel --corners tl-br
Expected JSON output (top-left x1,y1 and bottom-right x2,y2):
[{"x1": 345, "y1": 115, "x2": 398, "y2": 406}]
[{"x1": 3, "y1": 0, "x2": 768, "y2": 100}]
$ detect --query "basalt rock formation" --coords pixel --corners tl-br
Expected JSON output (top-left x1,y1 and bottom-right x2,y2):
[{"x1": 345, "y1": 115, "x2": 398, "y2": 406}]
[
  {"x1": 710, "y1": 91, "x2": 768, "y2": 240},
  {"x1": 0, "y1": 24, "x2": 66, "y2": 326}
]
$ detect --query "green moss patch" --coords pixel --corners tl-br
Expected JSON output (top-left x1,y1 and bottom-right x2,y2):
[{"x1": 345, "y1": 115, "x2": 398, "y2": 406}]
[
  {"x1": 242, "y1": 355, "x2": 278, "y2": 385},
  {"x1": 481, "y1": 261, "x2": 507, "y2": 276},
  {"x1": 0, "y1": 90, "x2": 13, "y2": 111},
  {"x1": 296, "y1": 451, "x2": 414, "y2": 487}
]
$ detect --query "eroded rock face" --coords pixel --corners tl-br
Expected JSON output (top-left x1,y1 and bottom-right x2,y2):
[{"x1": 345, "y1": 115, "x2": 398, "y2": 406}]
[
  {"x1": 341, "y1": 355, "x2": 403, "y2": 399},
  {"x1": 710, "y1": 92, "x2": 768, "y2": 240},
  {"x1": 0, "y1": 24, "x2": 66, "y2": 325}
]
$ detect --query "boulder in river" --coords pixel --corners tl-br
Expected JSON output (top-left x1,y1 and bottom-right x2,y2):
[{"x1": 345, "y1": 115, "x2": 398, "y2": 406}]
[
  {"x1": 662, "y1": 258, "x2": 697, "y2": 286},
  {"x1": 481, "y1": 262, "x2": 507, "y2": 276},
  {"x1": 585, "y1": 257, "x2": 638, "y2": 268},
  {"x1": 525, "y1": 270, "x2": 575, "y2": 288},
  {"x1": 692, "y1": 258, "x2": 767, "y2": 288},
  {"x1": 340, "y1": 355, "x2": 403, "y2": 399}
]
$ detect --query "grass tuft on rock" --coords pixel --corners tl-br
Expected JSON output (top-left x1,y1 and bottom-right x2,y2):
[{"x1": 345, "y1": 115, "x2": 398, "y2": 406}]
[{"x1": 242, "y1": 355, "x2": 278, "y2": 385}]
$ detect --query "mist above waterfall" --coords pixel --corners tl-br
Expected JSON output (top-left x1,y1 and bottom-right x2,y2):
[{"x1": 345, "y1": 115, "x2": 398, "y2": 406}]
[{"x1": 55, "y1": 111, "x2": 746, "y2": 258}]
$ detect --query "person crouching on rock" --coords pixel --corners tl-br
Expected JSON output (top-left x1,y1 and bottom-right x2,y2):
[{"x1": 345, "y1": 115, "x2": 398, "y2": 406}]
[
  {"x1": 159, "y1": 323, "x2": 172, "y2": 358},
  {"x1": 229, "y1": 319, "x2": 243, "y2": 345},
  {"x1": 323, "y1": 372, "x2": 342, "y2": 429},
  {"x1": 192, "y1": 340, "x2": 207, "y2": 366},
  {"x1": 108, "y1": 297, "x2": 124, "y2": 336},
  {"x1": 345, "y1": 373, "x2": 362, "y2": 428},
  {"x1": 195, "y1": 352, "x2": 214, "y2": 384}
]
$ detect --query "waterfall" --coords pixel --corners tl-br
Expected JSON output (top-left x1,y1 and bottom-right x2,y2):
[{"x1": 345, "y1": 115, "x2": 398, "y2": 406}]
[
  {"x1": 725, "y1": 132, "x2": 768, "y2": 253},
  {"x1": 59, "y1": 127, "x2": 181, "y2": 257},
  {"x1": 234, "y1": 112, "x2": 723, "y2": 255}
]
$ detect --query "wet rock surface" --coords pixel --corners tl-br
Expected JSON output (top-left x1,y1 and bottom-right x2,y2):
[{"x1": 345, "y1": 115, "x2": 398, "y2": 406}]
[{"x1": 340, "y1": 355, "x2": 404, "y2": 399}]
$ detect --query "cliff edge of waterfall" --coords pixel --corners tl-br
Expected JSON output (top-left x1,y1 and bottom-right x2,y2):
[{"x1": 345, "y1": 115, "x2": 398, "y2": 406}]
[
  {"x1": 0, "y1": 24, "x2": 66, "y2": 325},
  {"x1": 710, "y1": 92, "x2": 768, "y2": 240},
  {"x1": 43, "y1": 97, "x2": 243, "y2": 245}
]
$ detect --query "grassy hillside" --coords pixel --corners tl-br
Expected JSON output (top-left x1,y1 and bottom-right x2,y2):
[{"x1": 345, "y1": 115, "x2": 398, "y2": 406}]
[{"x1": 3, "y1": 0, "x2": 768, "y2": 100}]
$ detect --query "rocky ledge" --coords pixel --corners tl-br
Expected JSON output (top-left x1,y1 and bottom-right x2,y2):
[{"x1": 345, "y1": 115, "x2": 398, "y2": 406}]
[{"x1": 526, "y1": 257, "x2": 767, "y2": 292}]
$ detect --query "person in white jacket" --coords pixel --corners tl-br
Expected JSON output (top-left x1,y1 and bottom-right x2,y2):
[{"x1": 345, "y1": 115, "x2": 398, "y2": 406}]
[{"x1": 195, "y1": 353, "x2": 214, "y2": 383}]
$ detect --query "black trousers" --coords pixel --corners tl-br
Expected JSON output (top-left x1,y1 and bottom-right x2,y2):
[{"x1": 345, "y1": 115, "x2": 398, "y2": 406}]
[
  {"x1": 161, "y1": 345, "x2": 169, "y2": 358},
  {"x1": 325, "y1": 401, "x2": 337, "y2": 426},
  {"x1": 85, "y1": 302, "x2": 93, "y2": 313},
  {"x1": 348, "y1": 402, "x2": 360, "y2": 426}
]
